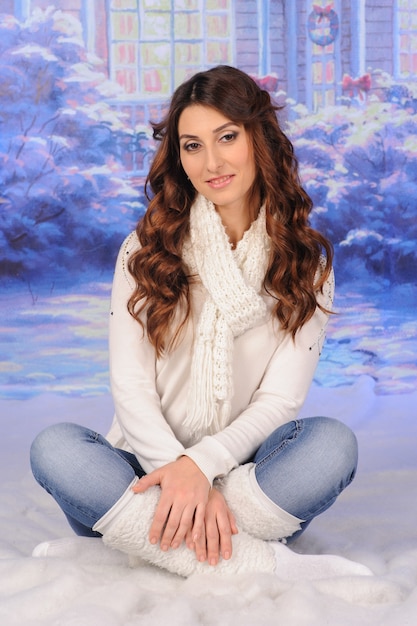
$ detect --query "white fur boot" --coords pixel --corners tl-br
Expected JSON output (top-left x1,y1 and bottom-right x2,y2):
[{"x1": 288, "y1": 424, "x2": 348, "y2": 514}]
[
  {"x1": 93, "y1": 476, "x2": 372, "y2": 579},
  {"x1": 93, "y1": 478, "x2": 276, "y2": 577},
  {"x1": 217, "y1": 463, "x2": 373, "y2": 580},
  {"x1": 217, "y1": 463, "x2": 303, "y2": 541}
]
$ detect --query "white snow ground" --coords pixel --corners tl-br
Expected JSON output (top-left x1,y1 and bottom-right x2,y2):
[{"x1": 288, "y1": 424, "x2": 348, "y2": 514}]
[{"x1": 0, "y1": 376, "x2": 416, "y2": 626}]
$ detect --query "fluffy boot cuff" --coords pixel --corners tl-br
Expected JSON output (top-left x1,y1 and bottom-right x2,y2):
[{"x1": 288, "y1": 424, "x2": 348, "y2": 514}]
[{"x1": 217, "y1": 463, "x2": 302, "y2": 541}]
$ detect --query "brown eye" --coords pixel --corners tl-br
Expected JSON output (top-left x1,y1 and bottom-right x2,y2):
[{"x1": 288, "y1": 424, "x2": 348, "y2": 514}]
[
  {"x1": 220, "y1": 132, "x2": 238, "y2": 143},
  {"x1": 184, "y1": 142, "x2": 200, "y2": 152}
]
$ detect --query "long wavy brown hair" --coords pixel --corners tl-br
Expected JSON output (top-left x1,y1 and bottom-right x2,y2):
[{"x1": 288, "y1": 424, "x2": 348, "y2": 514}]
[{"x1": 128, "y1": 65, "x2": 333, "y2": 356}]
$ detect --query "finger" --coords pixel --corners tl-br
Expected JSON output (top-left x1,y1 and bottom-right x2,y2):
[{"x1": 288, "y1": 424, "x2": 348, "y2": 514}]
[
  {"x1": 217, "y1": 515, "x2": 233, "y2": 561},
  {"x1": 148, "y1": 499, "x2": 172, "y2": 547},
  {"x1": 228, "y1": 509, "x2": 239, "y2": 535},
  {"x1": 190, "y1": 502, "x2": 206, "y2": 560},
  {"x1": 159, "y1": 499, "x2": 196, "y2": 550},
  {"x1": 167, "y1": 505, "x2": 196, "y2": 549},
  {"x1": 205, "y1": 515, "x2": 220, "y2": 566},
  {"x1": 193, "y1": 525, "x2": 207, "y2": 563},
  {"x1": 132, "y1": 472, "x2": 160, "y2": 493},
  {"x1": 191, "y1": 502, "x2": 206, "y2": 544},
  {"x1": 185, "y1": 528, "x2": 195, "y2": 551}
]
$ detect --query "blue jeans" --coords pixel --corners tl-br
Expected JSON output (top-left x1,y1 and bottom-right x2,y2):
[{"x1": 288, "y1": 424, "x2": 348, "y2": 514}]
[{"x1": 30, "y1": 417, "x2": 358, "y2": 539}]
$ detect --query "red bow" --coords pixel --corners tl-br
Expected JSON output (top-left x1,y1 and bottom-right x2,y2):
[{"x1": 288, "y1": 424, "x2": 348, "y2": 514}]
[
  {"x1": 342, "y1": 74, "x2": 371, "y2": 99},
  {"x1": 313, "y1": 4, "x2": 333, "y2": 20},
  {"x1": 250, "y1": 74, "x2": 279, "y2": 93}
]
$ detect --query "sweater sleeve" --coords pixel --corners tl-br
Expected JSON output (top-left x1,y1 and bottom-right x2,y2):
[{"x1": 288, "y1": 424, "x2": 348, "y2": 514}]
[
  {"x1": 108, "y1": 233, "x2": 186, "y2": 473},
  {"x1": 183, "y1": 268, "x2": 335, "y2": 484}
]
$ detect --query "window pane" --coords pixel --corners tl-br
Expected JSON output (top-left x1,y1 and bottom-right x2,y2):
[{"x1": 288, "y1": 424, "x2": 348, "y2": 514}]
[
  {"x1": 397, "y1": 4, "x2": 417, "y2": 77},
  {"x1": 174, "y1": 0, "x2": 200, "y2": 9},
  {"x1": 207, "y1": 0, "x2": 230, "y2": 8},
  {"x1": 312, "y1": 61, "x2": 323, "y2": 84},
  {"x1": 112, "y1": 42, "x2": 137, "y2": 65},
  {"x1": 400, "y1": 33, "x2": 410, "y2": 50},
  {"x1": 112, "y1": 13, "x2": 139, "y2": 39},
  {"x1": 142, "y1": 69, "x2": 170, "y2": 94},
  {"x1": 141, "y1": 12, "x2": 171, "y2": 39},
  {"x1": 143, "y1": 0, "x2": 170, "y2": 9},
  {"x1": 175, "y1": 12, "x2": 201, "y2": 37},
  {"x1": 140, "y1": 43, "x2": 170, "y2": 65},
  {"x1": 399, "y1": 12, "x2": 410, "y2": 29},
  {"x1": 326, "y1": 60, "x2": 335, "y2": 84},
  {"x1": 207, "y1": 15, "x2": 229, "y2": 37},
  {"x1": 313, "y1": 42, "x2": 334, "y2": 55},
  {"x1": 207, "y1": 41, "x2": 230, "y2": 63},
  {"x1": 325, "y1": 89, "x2": 335, "y2": 107},
  {"x1": 175, "y1": 66, "x2": 200, "y2": 86},
  {"x1": 175, "y1": 42, "x2": 201, "y2": 64},
  {"x1": 112, "y1": 0, "x2": 138, "y2": 8},
  {"x1": 400, "y1": 54, "x2": 410, "y2": 74},
  {"x1": 313, "y1": 91, "x2": 323, "y2": 110},
  {"x1": 115, "y1": 68, "x2": 137, "y2": 93}
]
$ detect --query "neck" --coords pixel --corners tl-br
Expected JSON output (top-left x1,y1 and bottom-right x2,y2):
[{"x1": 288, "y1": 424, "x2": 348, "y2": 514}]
[
  {"x1": 222, "y1": 217, "x2": 251, "y2": 249},
  {"x1": 215, "y1": 200, "x2": 260, "y2": 248}
]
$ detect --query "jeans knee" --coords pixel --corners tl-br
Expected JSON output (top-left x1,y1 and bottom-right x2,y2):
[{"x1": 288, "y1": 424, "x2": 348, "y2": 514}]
[
  {"x1": 30, "y1": 422, "x2": 83, "y2": 485},
  {"x1": 318, "y1": 417, "x2": 358, "y2": 485}
]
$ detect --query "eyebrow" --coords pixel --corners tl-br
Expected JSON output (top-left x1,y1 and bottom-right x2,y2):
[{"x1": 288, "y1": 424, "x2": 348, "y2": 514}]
[{"x1": 179, "y1": 121, "x2": 239, "y2": 141}]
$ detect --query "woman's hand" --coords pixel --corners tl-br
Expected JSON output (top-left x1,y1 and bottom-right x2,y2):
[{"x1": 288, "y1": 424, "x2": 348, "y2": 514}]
[
  {"x1": 192, "y1": 487, "x2": 238, "y2": 566},
  {"x1": 132, "y1": 456, "x2": 210, "y2": 554},
  {"x1": 132, "y1": 459, "x2": 238, "y2": 565}
]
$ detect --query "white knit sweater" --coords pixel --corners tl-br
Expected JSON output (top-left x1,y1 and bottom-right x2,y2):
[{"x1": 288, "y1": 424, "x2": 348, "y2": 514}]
[{"x1": 106, "y1": 231, "x2": 334, "y2": 485}]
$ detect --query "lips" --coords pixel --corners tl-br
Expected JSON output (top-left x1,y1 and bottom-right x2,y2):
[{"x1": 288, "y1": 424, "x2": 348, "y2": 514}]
[{"x1": 206, "y1": 174, "x2": 234, "y2": 188}]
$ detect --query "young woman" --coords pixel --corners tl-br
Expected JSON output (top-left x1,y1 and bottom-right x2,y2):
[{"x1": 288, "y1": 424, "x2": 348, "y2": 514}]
[{"x1": 30, "y1": 66, "x2": 371, "y2": 579}]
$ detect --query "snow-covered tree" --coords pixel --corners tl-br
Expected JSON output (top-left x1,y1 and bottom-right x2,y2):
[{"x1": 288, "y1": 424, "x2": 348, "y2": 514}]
[
  {"x1": 287, "y1": 77, "x2": 417, "y2": 285},
  {"x1": 0, "y1": 8, "x2": 146, "y2": 285}
]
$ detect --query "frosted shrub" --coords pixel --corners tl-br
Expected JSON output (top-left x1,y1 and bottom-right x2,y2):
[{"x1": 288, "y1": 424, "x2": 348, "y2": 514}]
[
  {"x1": 287, "y1": 81, "x2": 417, "y2": 286},
  {"x1": 0, "y1": 8, "x2": 145, "y2": 285}
]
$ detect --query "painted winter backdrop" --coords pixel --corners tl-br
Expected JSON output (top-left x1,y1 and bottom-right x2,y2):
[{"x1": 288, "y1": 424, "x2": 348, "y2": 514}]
[
  {"x1": 1, "y1": 8, "x2": 417, "y2": 626},
  {"x1": 1, "y1": 8, "x2": 415, "y2": 398}
]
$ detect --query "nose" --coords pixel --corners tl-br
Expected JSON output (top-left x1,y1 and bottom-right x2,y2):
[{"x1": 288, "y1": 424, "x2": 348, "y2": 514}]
[{"x1": 205, "y1": 146, "x2": 223, "y2": 173}]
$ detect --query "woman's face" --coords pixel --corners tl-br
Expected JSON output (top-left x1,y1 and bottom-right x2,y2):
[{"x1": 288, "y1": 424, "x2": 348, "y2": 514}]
[{"x1": 178, "y1": 105, "x2": 256, "y2": 220}]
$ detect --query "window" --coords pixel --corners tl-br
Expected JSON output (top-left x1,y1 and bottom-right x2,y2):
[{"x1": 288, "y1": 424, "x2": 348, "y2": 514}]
[
  {"x1": 311, "y1": 42, "x2": 337, "y2": 108},
  {"x1": 396, "y1": 0, "x2": 417, "y2": 79},
  {"x1": 108, "y1": 0, "x2": 234, "y2": 97},
  {"x1": 306, "y1": 1, "x2": 341, "y2": 110}
]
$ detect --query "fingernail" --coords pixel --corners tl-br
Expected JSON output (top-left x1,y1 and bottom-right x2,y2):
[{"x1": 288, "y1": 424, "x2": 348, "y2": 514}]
[
  {"x1": 150, "y1": 537, "x2": 157, "y2": 545},
  {"x1": 210, "y1": 558, "x2": 217, "y2": 566},
  {"x1": 223, "y1": 551, "x2": 230, "y2": 560}
]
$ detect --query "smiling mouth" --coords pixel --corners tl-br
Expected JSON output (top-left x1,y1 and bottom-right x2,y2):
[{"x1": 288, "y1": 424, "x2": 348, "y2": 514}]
[{"x1": 207, "y1": 174, "x2": 234, "y2": 186}]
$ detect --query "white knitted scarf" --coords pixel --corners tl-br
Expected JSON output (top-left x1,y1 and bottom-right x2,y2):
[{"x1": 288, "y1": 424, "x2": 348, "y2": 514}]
[{"x1": 182, "y1": 194, "x2": 271, "y2": 437}]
